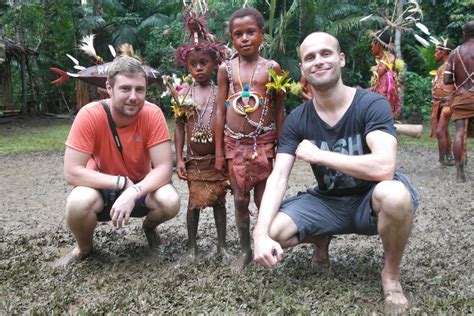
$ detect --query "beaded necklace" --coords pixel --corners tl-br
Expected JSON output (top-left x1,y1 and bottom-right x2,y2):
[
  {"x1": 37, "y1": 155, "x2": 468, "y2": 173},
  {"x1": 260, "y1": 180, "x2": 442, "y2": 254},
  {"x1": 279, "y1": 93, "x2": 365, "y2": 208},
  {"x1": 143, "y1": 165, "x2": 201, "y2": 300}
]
[
  {"x1": 191, "y1": 81, "x2": 216, "y2": 144},
  {"x1": 223, "y1": 61, "x2": 276, "y2": 159},
  {"x1": 225, "y1": 57, "x2": 265, "y2": 115}
]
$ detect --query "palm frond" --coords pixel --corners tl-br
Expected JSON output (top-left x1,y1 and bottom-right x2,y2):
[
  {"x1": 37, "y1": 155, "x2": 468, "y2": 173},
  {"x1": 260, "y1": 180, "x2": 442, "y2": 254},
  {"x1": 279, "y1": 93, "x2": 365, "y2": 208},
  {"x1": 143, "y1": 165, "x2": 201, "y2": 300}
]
[
  {"x1": 77, "y1": 16, "x2": 106, "y2": 37},
  {"x1": 102, "y1": 0, "x2": 126, "y2": 15},
  {"x1": 108, "y1": 24, "x2": 140, "y2": 48},
  {"x1": 327, "y1": 16, "x2": 373, "y2": 37},
  {"x1": 138, "y1": 13, "x2": 173, "y2": 30},
  {"x1": 327, "y1": 3, "x2": 360, "y2": 20}
]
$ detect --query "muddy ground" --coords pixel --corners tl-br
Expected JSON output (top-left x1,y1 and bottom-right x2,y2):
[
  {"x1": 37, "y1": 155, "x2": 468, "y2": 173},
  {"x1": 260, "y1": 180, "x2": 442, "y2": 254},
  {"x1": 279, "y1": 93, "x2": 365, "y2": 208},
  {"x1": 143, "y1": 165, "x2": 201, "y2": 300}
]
[{"x1": 1, "y1": 119, "x2": 473, "y2": 314}]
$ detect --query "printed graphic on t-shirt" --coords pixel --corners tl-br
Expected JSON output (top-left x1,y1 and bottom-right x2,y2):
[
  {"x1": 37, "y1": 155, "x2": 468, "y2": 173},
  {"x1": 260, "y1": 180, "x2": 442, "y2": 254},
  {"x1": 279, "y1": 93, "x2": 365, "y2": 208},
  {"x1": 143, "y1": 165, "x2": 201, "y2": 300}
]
[{"x1": 318, "y1": 134, "x2": 363, "y2": 191}]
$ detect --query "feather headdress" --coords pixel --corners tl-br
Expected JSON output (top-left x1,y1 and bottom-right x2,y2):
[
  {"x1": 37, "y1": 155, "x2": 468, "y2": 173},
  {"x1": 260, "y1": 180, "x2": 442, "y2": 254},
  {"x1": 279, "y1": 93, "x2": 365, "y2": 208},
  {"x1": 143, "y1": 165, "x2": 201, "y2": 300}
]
[
  {"x1": 175, "y1": 0, "x2": 227, "y2": 66},
  {"x1": 78, "y1": 34, "x2": 104, "y2": 64}
]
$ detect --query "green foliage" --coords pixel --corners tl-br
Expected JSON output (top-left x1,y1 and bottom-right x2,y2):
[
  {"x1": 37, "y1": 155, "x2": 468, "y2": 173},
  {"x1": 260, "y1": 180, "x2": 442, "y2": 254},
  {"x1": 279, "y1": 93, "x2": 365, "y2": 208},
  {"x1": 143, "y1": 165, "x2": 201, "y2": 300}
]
[
  {"x1": 406, "y1": 45, "x2": 438, "y2": 75},
  {"x1": 401, "y1": 71, "x2": 432, "y2": 123},
  {"x1": 342, "y1": 32, "x2": 373, "y2": 88},
  {"x1": 0, "y1": 0, "x2": 470, "y2": 115}
]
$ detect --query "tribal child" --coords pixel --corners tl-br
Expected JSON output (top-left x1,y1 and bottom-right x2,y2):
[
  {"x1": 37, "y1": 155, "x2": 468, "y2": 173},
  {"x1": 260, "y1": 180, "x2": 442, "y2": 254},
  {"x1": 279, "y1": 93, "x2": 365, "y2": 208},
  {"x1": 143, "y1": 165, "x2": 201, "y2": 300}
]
[
  {"x1": 431, "y1": 39, "x2": 455, "y2": 166},
  {"x1": 444, "y1": 20, "x2": 474, "y2": 182},
  {"x1": 215, "y1": 7, "x2": 285, "y2": 270},
  {"x1": 174, "y1": 8, "x2": 231, "y2": 259},
  {"x1": 370, "y1": 30, "x2": 423, "y2": 139}
]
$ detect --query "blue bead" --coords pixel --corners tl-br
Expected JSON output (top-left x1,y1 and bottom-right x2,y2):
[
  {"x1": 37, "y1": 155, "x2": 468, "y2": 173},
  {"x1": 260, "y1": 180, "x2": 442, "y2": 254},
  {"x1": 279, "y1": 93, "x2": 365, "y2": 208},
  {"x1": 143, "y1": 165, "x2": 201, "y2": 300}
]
[
  {"x1": 259, "y1": 98, "x2": 264, "y2": 105},
  {"x1": 243, "y1": 83, "x2": 249, "y2": 91},
  {"x1": 225, "y1": 100, "x2": 230, "y2": 107}
]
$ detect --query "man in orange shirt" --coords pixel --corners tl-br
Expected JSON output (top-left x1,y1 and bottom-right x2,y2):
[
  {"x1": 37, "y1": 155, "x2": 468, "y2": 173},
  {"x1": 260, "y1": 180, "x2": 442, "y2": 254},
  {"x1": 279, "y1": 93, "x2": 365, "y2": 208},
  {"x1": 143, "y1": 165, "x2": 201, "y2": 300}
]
[{"x1": 57, "y1": 55, "x2": 180, "y2": 266}]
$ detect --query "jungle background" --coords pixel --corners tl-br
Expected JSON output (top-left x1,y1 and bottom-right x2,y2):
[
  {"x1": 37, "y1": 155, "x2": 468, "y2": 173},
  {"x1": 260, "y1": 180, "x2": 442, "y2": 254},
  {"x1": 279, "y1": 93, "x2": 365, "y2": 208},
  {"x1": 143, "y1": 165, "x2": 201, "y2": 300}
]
[
  {"x1": 1, "y1": 0, "x2": 474, "y2": 314},
  {"x1": 1, "y1": 0, "x2": 473, "y2": 122}
]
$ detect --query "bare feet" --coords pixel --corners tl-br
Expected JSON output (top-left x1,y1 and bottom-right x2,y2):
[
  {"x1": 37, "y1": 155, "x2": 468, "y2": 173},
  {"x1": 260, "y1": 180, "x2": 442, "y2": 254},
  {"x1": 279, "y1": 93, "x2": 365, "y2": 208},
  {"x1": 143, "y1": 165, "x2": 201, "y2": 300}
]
[
  {"x1": 217, "y1": 246, "x2": 234, "y2": 263},
  {"x1": 230, "y1": 251, "x2": 252, "y2": 272},
  {"x1": 382, "y1": 273, "x2": 409, "y2": 315},
  {"x1": 456, "y1": 163, "x2": 466, "y2": 182},
  {"x1": 53, "y1": 246, "x2": 91, "y2": 268},
  {"x1": 144, "y1": 227, "x2": 161, "y2": 247},
  {"x1": 440, "y1": 155, "x2": 455, "y2": 166},
  {"x1": 142, "y1": 217, "x2": 162, "y2": 247},
  {"x1": 310, "y1": 236, "x2": 331, "y2": 271},
  {"x1": 183, "y1": 248, "x2": 198, "y2": 262}
]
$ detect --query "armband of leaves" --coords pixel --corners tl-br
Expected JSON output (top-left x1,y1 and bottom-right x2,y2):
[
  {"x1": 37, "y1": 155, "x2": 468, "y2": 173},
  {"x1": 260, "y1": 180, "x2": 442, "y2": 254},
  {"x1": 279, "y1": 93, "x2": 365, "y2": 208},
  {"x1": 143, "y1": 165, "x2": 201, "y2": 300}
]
[
  {"x1": 162, "y1": 74, "x2": 194, "y2": 119},
  {"x1": 265, "y1": 69, "x2": 292, "y2": 93}
]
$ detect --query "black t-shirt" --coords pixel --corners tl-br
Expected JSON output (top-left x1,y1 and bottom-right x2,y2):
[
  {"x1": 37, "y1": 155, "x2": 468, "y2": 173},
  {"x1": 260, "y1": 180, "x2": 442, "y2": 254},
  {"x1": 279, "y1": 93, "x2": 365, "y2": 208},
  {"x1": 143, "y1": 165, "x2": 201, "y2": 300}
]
[{"x1": 278, "y1": 89, "x2": 396, "y2": 196}]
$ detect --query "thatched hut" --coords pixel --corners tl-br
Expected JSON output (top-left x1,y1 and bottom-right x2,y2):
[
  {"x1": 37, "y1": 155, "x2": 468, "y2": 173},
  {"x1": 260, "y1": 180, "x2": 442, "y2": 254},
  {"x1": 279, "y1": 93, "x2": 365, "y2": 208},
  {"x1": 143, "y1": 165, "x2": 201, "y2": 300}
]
[{"x1": 0, "y1": 33, "x2": 36, "y2": 114}]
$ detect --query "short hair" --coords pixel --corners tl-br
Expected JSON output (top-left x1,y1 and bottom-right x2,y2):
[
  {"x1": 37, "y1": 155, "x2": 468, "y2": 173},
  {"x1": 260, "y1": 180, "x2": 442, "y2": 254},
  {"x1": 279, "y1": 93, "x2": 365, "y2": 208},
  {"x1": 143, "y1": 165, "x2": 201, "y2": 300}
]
[
  {"x1": 463, "y1": 20, "x2": 474, "y2": 38},
  {"x1": 229, "y1": 8, "x2": 265, "y2": 32},
  {"x1": 107, "y1": 56, "x2": 146, "y2": 87}
]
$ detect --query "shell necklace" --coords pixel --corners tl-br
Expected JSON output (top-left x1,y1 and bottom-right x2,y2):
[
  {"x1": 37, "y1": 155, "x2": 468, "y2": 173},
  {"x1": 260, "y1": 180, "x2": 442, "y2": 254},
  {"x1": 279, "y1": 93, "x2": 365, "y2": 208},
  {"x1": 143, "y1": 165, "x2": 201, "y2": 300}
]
[{"x1": 191, "y1": 81, "x2": 216, "y2": 144}]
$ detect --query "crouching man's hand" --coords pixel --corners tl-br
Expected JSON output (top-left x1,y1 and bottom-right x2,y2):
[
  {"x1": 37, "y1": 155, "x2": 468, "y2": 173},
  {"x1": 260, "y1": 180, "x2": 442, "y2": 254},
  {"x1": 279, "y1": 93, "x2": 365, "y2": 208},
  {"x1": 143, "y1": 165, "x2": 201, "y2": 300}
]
[
  {"x1": 254, "y1": 232, "x2": 284, "y2": 268},
  {"x1": 110, "y1": 185, "x2": 139, "y2": 228}
]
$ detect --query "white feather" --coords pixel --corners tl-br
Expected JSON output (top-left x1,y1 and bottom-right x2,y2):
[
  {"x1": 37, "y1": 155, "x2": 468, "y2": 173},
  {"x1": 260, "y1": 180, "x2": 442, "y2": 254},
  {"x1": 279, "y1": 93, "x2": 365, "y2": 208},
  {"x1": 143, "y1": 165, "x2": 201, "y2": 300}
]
[
  {"x1": 66, "y1": 54, "x2": 79, "y2": 65},
  {"x1": 414, "y1": 34, "x2": 430, "y2": 47},
  {"x1": 67, "y1": 72, "x2": 80, "y2": 78},
  {"x1": 429, "y1": 36, "x2": 440, "y2": 45},
  {"x1": 108, "y1": 45, "x2": 116, "y2": 58},
  {"x1": 78, "y1": 34, "x2": 98, "y2": 59},
  {"x1": 74, "y1": 65, "x2": 86, "y2": 71},
  {"x1": 415, "y1": 22, "x2": 430, "y2": 35}
]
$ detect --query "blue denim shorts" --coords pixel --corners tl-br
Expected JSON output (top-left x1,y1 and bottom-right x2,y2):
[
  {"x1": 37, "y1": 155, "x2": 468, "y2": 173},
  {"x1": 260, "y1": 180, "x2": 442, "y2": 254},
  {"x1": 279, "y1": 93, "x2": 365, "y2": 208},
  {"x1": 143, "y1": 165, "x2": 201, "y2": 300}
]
[{"x1": 279, "y1": 172, "x2": 419, "y2": 241}]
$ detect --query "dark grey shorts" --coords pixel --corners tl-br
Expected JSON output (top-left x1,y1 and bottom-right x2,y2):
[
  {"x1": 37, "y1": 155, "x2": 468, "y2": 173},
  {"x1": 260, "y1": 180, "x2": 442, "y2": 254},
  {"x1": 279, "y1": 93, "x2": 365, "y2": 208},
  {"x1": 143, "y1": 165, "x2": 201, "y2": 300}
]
[
  {"x1": 279, "y1": 172, "x2": 419, "y2": 241},
  {"x1": 96, "y1": 189, "x2": 149, "y2": 222}
]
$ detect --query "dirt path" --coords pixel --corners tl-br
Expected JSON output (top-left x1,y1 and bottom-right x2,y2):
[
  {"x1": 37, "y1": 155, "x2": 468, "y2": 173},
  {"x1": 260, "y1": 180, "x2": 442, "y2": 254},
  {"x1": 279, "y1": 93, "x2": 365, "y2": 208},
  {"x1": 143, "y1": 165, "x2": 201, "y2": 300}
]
[{"x1": 1, "y1": 144, "x2": 472, "y2": 313}]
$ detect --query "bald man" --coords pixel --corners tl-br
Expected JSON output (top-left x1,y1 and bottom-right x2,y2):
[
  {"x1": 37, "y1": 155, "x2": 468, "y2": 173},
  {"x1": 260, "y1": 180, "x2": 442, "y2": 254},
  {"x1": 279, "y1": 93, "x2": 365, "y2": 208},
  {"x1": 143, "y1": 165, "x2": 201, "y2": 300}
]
[{"x1": 253, "y1": 32, "x2": 418, "y2": 314}]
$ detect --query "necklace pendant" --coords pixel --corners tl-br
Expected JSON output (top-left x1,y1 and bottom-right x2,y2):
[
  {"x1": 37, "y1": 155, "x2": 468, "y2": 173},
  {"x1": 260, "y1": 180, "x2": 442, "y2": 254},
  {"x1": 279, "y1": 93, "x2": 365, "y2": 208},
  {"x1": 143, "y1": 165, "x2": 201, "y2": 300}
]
[
  {"x1": 241, "y1": 89, "x2": 251, "y2": 107},
  {"x1": 251, "y1": 151, "x2": 258, "y2": 159}
]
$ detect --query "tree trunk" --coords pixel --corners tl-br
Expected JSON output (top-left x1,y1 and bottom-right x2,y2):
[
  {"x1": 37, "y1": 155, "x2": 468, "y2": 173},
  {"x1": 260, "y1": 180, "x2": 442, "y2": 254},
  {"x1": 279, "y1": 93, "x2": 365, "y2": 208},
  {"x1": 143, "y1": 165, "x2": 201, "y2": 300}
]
[
  {"x1": 93, "y1": 0, "x2": 102, "y2": 16},
  {"x1": 14, "y1": 1, "x2": 29, "y2": 115},
  {"x1": 395, "y1": 0, "x2": 403, "y2": 59},
  {"x1": 26, "y1": 56, "x2": 39, "y2": 114},
  {"x1": 395, "y1": 0, "x2": 405, "y2": 113}
]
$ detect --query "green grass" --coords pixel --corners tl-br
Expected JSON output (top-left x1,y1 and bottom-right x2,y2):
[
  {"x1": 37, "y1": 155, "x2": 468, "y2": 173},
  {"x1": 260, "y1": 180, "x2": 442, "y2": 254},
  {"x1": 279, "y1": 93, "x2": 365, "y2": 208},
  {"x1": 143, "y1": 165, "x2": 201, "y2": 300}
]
[
  {"x1": 0, "y1": 116, "x2": 176, "y2": 156},
  {"x1": 0, "y1": 123, "x2": 71, "y2": 155},
  {"x1": 398, "y1": 123, "x2": 456, "y2": 147},
  {"x1": 398, "y1": 125, "x2": 435, "y2": 147}
]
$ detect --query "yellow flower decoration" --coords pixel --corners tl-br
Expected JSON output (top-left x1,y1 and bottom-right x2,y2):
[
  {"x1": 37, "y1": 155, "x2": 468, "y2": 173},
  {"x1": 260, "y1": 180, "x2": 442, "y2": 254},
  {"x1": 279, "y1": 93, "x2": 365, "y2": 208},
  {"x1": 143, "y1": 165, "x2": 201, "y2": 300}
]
[
  {"x1": 289, "y1": 82, "x2": 302, "y2": 96},
  {"x1": 162, "y1": 74, "x2": 194, "y2": 119},
  {"x1": 395, "y1": 59, "x2": 405, "y2": 72},
  {"x1": 265, "y1": 69, "x2": 292, "y2": 93}
]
